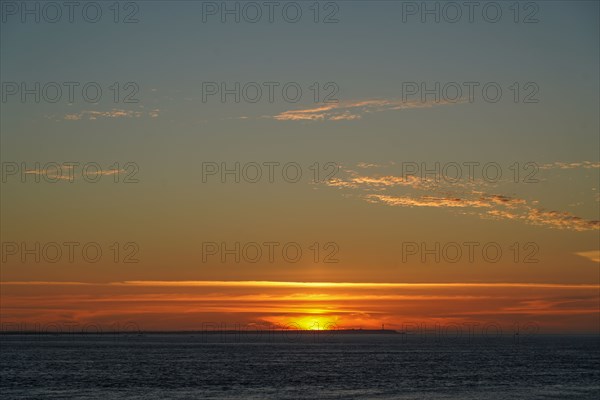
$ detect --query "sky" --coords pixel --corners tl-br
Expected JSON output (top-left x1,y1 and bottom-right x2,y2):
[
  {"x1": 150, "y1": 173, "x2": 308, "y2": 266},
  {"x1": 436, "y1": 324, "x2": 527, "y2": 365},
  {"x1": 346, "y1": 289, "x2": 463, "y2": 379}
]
[{"x1": 1, "y1": 0, "x2": 599, "y2": 334}]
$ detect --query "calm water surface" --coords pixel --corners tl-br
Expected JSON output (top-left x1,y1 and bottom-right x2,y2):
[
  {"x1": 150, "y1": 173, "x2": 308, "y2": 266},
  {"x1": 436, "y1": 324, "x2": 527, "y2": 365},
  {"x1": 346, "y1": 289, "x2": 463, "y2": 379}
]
[{"x1": 1, "y1": 334, "x2": 599, "y2": 399}]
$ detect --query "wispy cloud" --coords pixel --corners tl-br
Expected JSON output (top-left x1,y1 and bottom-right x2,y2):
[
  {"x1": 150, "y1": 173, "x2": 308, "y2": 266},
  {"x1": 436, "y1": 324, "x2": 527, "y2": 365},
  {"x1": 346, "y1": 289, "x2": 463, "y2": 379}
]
[
  {"x1": 267, "y1": 98, "x2": 464, "y2": 121},
  {"x1": 324, "y1": 163, "x2": 599, "y2": 232},
  {"x1": 365, "y1": 193, "x2": 598, "y2": 231},
  {"x1": 366, "y1": 194, "x2": 493, "y2": 209},
  {"x1": 328, "y1": 175, "x2": 425, "y2": 190},
  {"x1": 64, "y1": 108, "x2": 160, "y2": 121},
  {"x1": 23, "y1": 164, "x2": 125, "y2": 181},
  {"x1": 540, "y1": 161, "x2": 600, "y2": 170},
  {"x1": 522, "y1": 209, "x2": 599, "y2": 231},
  {"x1": 574, "y1": 251, "x2": 600, "y2": 264},
  {"x1": 2, "y1": 281, "x2": 597, "y2": 289},
  {"x1": 356, "y1": 162, "x2": 386, "y2": 169}
]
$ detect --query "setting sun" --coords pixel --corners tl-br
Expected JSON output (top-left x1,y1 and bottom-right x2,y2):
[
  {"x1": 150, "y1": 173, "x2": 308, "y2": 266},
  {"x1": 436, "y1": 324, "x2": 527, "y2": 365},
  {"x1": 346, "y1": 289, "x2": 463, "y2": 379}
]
[{"x1": 265, "y1": 314, "x2": 341, "y2": 331}]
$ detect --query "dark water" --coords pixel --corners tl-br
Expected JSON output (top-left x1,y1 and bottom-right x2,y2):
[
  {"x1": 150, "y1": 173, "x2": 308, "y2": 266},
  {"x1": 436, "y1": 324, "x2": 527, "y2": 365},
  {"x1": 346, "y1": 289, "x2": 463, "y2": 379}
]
[{"x1": 1, "y1": 334, "x2": 599, "y2": 399}]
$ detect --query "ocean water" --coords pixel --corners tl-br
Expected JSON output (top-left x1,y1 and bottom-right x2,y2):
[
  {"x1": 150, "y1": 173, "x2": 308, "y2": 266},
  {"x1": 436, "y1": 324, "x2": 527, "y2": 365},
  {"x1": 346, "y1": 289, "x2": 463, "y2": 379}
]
[{"x1": 1, "y1": 334, "x2": 598, "y2": 399}]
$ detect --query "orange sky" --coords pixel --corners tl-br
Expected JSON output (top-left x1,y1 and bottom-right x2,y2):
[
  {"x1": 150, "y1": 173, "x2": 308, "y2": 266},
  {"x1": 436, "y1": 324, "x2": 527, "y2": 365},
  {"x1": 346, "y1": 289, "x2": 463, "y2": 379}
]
[{"x1": 2, "y1": 280, "x2": 598, "y2": 333}]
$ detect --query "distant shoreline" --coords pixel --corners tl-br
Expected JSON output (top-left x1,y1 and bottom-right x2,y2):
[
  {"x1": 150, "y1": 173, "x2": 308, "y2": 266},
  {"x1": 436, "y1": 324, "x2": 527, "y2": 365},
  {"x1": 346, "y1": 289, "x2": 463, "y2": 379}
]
[
  {"x1": 1, "y1": 331, "x2": 598, "y2": 336},
  {"x1": 0, "y1": 329, "x2": 400, "y2": 335}
]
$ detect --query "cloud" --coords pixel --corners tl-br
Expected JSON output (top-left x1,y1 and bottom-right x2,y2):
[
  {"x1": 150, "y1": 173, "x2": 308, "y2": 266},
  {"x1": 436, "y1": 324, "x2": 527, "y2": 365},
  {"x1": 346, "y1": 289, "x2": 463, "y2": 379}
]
[
  {"x1": 64, "y1": 108, "x2": 159, "y2": 121},
  {"x1": 22, "y1": 165, "x2": 126, "y2": 182},
  {"x1": 366, "y1": 193, "x2": 598, "y2": 232},
  {"x1": 325, "y1": 164, "x2": 487, "y2": 192},
  {"x1": 574, "y1": 251, "x2": 600, "y2": 264},
  {"x1": 524, "y1": 209, "x2": 599, "y2": 231},
  {"x1": 328, "y1": 175, "x2": 424, "y2": 190},
  {"x1": 2, "y1": 280, "x2": 597, "y2": 289},
  {"x1": 485, "y1": 208, "x2": 599, "y2": 232},
  {"x1": 366, "y1": 194, "x2": 494, "y2": 208},
  {"x1": 357, "y1": 162, "x2": 386, "y2": 169},
  {"x1": 325, "y1": 163, "x2": 599, "y2": 232},
  {"x1": 485, "y1": 194, "x2": 528, "y2": 208},
  {"x1": 540, "y1": 161, "x2": 600, "y2": 170},
  {"x1": 267, "y1": 98, "x2": 464, "y2": 121}
]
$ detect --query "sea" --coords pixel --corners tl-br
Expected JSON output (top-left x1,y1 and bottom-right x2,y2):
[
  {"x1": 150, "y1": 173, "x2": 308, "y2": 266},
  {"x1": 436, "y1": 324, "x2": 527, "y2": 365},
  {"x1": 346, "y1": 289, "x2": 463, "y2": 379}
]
[{"x1": 1, "y1": 333, "x2": 598, "y2": 399}]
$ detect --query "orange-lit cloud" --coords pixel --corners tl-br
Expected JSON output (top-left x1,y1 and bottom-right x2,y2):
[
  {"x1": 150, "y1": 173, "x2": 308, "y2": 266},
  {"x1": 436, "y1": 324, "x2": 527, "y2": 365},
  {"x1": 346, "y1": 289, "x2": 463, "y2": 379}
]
[
  {"x1": 366, "y1": 194, "x2": 598, "y2": 231},
  {"x1": 268, "y1": 98, "x2": 463, "y2": 121},
  {"x1": 324, "y1": 164, "x2": 599, "y2": 232},
  {"x1": 575, "y1": 250, "x2": 600, "y2": 264},
  {"x1": 4, "y1": 281, "x2": 597, "y2": 289}
]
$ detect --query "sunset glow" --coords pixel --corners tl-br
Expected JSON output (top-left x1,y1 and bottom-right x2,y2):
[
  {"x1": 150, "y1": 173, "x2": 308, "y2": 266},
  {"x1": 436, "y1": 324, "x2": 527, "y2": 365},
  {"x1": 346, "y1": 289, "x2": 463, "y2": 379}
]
[
  {"x1": 2, "y1": 280, "x2": 598, "y2": 333},
  {"x1": 1, "y1": 1, "x2": 599, "y2": 398}
]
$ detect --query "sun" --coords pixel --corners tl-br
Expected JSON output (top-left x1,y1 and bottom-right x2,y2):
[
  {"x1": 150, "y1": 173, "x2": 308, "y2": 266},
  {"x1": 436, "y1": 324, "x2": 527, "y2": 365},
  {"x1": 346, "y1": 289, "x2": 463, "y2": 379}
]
[
  {"x1": 263, "y1": 308, "x2": 342, "y2": 331},
  {"x1": 289, "y1": 315, "x2": 339, "y2": 331}
]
